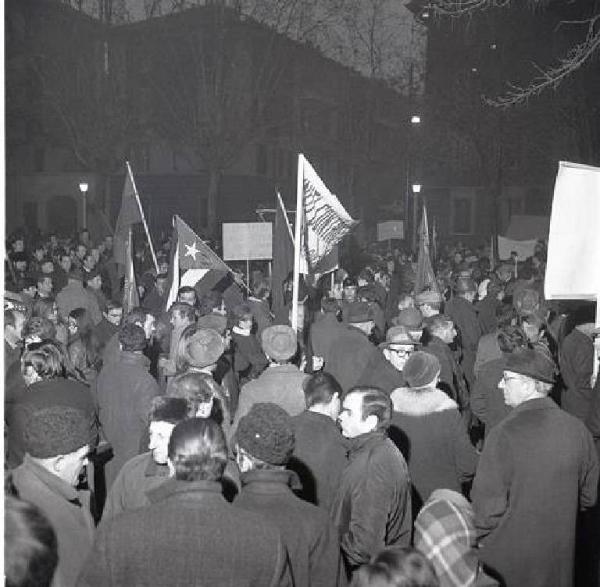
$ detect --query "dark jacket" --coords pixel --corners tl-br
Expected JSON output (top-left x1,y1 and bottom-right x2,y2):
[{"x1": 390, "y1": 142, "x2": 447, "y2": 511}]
[
  {"x1": 445, "y1": 296, "x2": 482, "y2": 385},
  {"x1": 389, "y1": 388, "x2": 478, "y2": 512},
  {"x1": 13, "y1": 455, "x2": 95, "y2": 587},
  {"x1": 78, "y1": 478, "x2": 292, "y2": 587},
  {"x1": 6, "y1": 377, "x2": 97, "y2": 469},
  {"x1": 470, "y1": 357, "x2": 511, "y2": 433},
  {"x1": 559, "y1": 327, "x2": 594, "y2": 422},
  {"x1": 471, "y1": 397, "x2": 599, "y2": 587},
  {"x1": 231, "y1": 329, "x2": 269, "y2": 382},
  {"x1": 234, "y1": 469, "x2": 342, "y2": 587},
  {"x1": 289, "y1": 410, "x2": 349, "y2": 511},
  {"x1": 94, "y1": 350, "x2": 160, "y2": 489},
  {"x1": 309, "y1": 312, "x2": 345, "y2": 359},
  {"x1": 93, "y1": 318, "x2": 118, "y2": 354},
  {"x1": 330, "y1": 431, "x2": 412, "y2": 570}
]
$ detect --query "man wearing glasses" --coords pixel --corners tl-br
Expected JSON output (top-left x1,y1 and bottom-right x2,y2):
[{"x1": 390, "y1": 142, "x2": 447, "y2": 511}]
[{"x1": 471, "y1": 348, "x2": 598, "y2": 587}]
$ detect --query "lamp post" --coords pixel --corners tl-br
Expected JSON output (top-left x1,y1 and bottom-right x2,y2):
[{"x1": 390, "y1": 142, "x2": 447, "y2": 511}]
[
  {"x1": 405, "y1": 114, "x2": 421, "y2": 249},
  {"x1": 79, "y1": 182, "x2": 89, "y2": 230},
  {"x1": 411, "y1": 183, "x2": 422, "y2": 252}
]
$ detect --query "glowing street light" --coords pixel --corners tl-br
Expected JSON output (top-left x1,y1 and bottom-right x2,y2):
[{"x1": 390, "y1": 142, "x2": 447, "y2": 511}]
[
  {"x1": 411, "y1": 115, "x2": 421, "y2": 124},
  {"x1": 412, "y1": 183, "x2": 422, "y2": 194},
  {"x1": 79, "y1": 182, "x2": 89, "y2": 230}
]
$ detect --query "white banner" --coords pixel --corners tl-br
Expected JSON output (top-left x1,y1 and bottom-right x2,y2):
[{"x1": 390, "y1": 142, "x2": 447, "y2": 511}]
[
  {"x1": 299, "y1": 155, "x2": 357, "y2": 273},
  {"x1": 377, "y1": 221, "x2": 404, "y2": 241},
  {"x1": 222, "y1": 223, "x2": 273, "y2": 260},
  {"x1": 497, "y1": 236, "x2": 537, "y2": 261},
  {"x1": 545, "y1": 161, "x2": 600, "y2": 300}
]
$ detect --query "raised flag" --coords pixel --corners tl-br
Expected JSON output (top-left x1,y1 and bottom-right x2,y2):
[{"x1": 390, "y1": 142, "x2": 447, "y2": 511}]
[
  {"x1": 298, "y1": 155, "x2": 357, "y2": 274},
  {"x1": 122, "y1": 226, "x2": 140, "y2": 313},
  {"x1": 113, "y1": 169, "x2": 142, "y2": 266},
  {"x1": 272, "y1": 192, "x2": 294, "y2": 322},
  {"x1": 414, "y1": 205, "x2": 439, "y2": 295}
]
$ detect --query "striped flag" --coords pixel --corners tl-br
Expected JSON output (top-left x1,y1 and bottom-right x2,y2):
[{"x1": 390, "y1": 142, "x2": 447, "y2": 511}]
[{"x1": 298, "y1": 155, "x2": 357, "y2": 274}]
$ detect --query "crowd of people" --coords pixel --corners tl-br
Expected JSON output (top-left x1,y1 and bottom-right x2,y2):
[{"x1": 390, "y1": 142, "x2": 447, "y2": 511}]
[{"x1": 4, "y1": 227, "x2": 600, "y2": 587}]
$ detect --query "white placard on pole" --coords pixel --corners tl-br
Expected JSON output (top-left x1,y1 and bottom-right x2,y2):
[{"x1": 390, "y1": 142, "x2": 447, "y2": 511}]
[
  {"x1": 222, "y1": 223, "x2": 273, "y2": 261},
  {"x1": 377, "y1": 221, "x2": 404, "y2": 241}
]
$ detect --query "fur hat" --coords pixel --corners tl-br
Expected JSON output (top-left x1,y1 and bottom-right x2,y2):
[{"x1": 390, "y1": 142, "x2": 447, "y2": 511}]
[
  {"x1": 261, "y1": 325, "x2": 297, "y2": 362},
  {"x1": 504, "y1": 348, "x2": 555, "y2": 384},
  {"x1": 402, "y1": 351, "x2": 441, "y2": 388},
  {"x1": 236, "y1": 403, "x2": 295, "y2": 465},
  {"x1": 395, "y1": 307, "x2": 424, "y2": 329},
  {"x1": 197, "y1": 313, "x2": 227, "y2": 335},
  {"x1": 186, "y1": 328, "x2": 225, "y2": 368},
  {"x1": 22, "y1": 406, "x2": 93, "y2": 458}
]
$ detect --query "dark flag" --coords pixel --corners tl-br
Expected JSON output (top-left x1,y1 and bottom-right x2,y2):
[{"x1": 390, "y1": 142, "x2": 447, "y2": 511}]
[
  {"x1": 272, "y1": 192, "x2": 294, "y2": 321},
  {"x1": 414, "y1": 204, "x2": 440, "y2": 295}
]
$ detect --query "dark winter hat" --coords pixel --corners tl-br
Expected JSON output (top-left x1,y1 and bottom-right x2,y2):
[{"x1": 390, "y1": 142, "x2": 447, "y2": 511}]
[
  {"x1": 261, "y1": 325, "x2": 297, "y2": 362},
  {"x1": 22, "y1": 406, "x2": 93, "y2": 458},
  {"x1": 346, "y1": 301, "x2": 374, "y2": 323},
  {"x1": 395, "y1": 307, "x2": 424, "y2": 329},
  {"x1": 236, "y1": 403, "x2": 295, "y2": 465},
  {"x1": 11, "y1": 252, "x2": 28, "y2": 264},
  {"x1": 402, "y1": 351, "x2": 441, "y2": 388},
  {"x1": 513, "y1": 288, "x2": 540, "y2": 317},
  {"x1": 196, "y1": 313, "x2": 227, "y2": 335},
  {"x1": 84, "y1": 267, "x2": 102, "y2": 282},
  {"x1": 504, "y1": 348, "x2": 555, "y2": 384},
  {"x1": 343, "y1": 277, "x2": 358, "y2": 288},
  {"x1": 148, "y1": 396, "x2": 190, "y2": 424},
  {"x1": 186, "y1": 328, "x2": 225, "y2": 368}
]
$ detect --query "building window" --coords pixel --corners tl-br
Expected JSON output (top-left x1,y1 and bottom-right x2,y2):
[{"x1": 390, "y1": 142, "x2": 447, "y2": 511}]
[{"x1": 451, "y1": 195, "x2": 474, "y2": 235}]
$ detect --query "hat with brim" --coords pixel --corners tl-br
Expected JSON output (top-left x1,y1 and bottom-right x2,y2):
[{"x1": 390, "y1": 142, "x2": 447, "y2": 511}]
[
  {"x1": 261, "y1": 325, "x2": 297, "y2": 361},
  {"x1": 504, "y1": 348, "x2": 555, "y2": 384},
  {"x1": 346, "y1": 302, "x2": 374, "y2": 324},
  {"x1": 379, "y1": 325, "x2": 419, "y2": 349}
]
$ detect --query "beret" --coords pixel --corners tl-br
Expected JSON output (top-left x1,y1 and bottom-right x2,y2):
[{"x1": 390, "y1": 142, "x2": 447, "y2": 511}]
[
  {"x1": 402, "y1": 351, "x2": 441, "y2": 388},
  {"x1": 261, "y1": 325, "x2": 297, "y2": 362},
  {"x1": 186, "y1": 328, "x2": 225, "y2": 368}
]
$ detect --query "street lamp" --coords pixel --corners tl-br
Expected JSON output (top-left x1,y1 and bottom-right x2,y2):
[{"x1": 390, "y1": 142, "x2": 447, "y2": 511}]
[
  {"x1": 79, "y1": 182, "x2": 89, "y2": 230},
  {"x1": 411, "y1": 115, "x2": 421, "y2": 124},
  {"x1": 412, "y1": 183, "x2": 422, "y2": 251}
]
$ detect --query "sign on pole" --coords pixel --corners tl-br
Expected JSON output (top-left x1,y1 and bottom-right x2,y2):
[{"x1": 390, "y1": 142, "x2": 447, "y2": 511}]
[
  {"x1": 222, "y1": 223, "x2": 273, "y2": 261},
  {"x1": 377, "y1": 221, "x2": 404, "y2": 241}
]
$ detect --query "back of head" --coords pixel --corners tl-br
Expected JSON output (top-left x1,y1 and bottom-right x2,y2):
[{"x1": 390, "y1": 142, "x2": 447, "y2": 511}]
[
  {"x1": 423, "y1": 314, "x2": 453, "y2": 336},
  {"x1": 351, "y1": 547, "x2": 439, "y2": 587},
  {"x1": 21, "y1": 341, "x2": 64, "y2": 381},
  {"x1": 168, "y1": 417, "x2": 227, "y2": 482},
  {"x1": 175, "y1": 326, "x2": 225, "y2": 371},
  {"x1": 303, "y1": 372, "x2": 342, "y2": 408},
  {"x1": 5, "y1": 496, "x2": 58, "y2": 587},
  {"x1": 118, "y1": 323, "x2": 147, "y2": 352},
  {"x1": 148, "y1": 396, "x2": 190, "y2": 425},
  {"x1": 23, "y1": 317, "x2": 56, "y2": 344},
  {"x1": 321, "y1": 296, "x2": 340, "y2": 314},
  {"x1": 170, "y1": 302, "x2": 197, "y2": 325},
  {"x1": 123, "y1": 307, "x2": 148, "y2": 328},
  {"x1": 402, "y1": 352, "x2": 441, "y2": 390},
  {"x1": 497, "y1": 325, "x2": 529, "y2": 354},
  {"x1": 168, "y1": 371, "x2": 219, "y2": 416}
]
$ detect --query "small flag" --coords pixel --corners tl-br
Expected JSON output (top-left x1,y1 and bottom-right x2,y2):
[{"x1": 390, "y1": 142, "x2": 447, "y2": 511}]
[
  {"x1": 122, "y1": 226, "x2": 140, "y2": 313},
  {"x1": 113, "y1": 170, "x2": 142, "y2": 266},
  {"x1": 414, "y1": 204, "x2": 440, "y2": 295}
]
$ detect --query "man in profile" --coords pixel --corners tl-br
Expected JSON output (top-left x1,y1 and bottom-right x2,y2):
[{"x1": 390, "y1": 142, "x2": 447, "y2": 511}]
[{"x1": 79, "y1": 418, "x2": 292, "y2": 586}]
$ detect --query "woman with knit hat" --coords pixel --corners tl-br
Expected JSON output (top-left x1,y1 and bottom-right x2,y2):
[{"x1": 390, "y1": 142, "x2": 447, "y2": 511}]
[{"x1": 389, "y1": 352, "x2": 478, "y2": 514}]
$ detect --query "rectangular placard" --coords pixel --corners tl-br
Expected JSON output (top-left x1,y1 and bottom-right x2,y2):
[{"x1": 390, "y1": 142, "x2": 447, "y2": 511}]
[{"x1": 222, "y1": 223, "x2": 273, "y2": 260}]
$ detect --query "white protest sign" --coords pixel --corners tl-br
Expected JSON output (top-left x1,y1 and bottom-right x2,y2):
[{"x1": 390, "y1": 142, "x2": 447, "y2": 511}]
[
  {"x1": 377, "y1": 221, "x2": 404, "y2": 241},
  {"x1": 545, "y1": 161, "x2": 600, "y2": 301},
  {"x1": 497, "y1": 236, "x2": 537, "y2": 261},
  {"x1": 222, "y1": 223, "x2": 273, "y2": 260}
]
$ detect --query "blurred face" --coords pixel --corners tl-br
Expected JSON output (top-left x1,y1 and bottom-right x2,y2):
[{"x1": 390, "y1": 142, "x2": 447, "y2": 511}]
[
  {"x1": 158, "y1": 261, "x2": 169, "y2": 274},
  {"x1": 104, "y1": 236, "x2": 113, "y2": 250},
  {"x1": 13, "y1": 240, "x2": 24, "y2": 252},
  {"x1": 343, "y1": 286, "x2": 357, "y2": 302},
  {"x1": 91, "y1": 248, "x2": 100, "y2": 264},
  {"x1": 156, "y1": 278, "x2": 168, "y2": 295},
  {"x1": 170, "y1": 309, "x2": 190, "y2": 330},
  {"x1": 438, "y1": 322, "x2": 457, "y2": 344},
  {"x1": 34, "y1": 249, "x2": 45, "y2": 261},
  {"x1": 76, "y1": 245, "x2": 87, "y2": 260},
  {"x1": 60, "y1": 256, "x2": 72, "y2": 272},
  {"x1": 522, "y1": 320, "x2": 541, "y2": 343},
  {"x1": 384, "y1": 345, "x2": 415, "y2": 371},
  {"x1": 48, "y1": 304, "x2": 59, "y2": 324},
  {"x1": 41, "y1": 261, "x2": 54, "y2": 274},
  {"x1": 105, "y1": 307, "x2": 123, "y2": 326},
  {"x1": 15, "y1": 261, "x2": 27, "y2": 272},
  {"x1": 178, "y1": 291, "x2": 196, "y2": 306},
  {"x1": 143, "y1": 314, "x2": 156, "y2": 339},
  {"x1": 88, "y1": 275, "x2": 102, "y2": 290},
  {"x1": 38, "y1": 277, "x2": 53, "y2": 296},
  {"x1": 57, "y1": 444, "x2": 90, "y2": 486},
  {"x1": 68, "y1": 316, "x2": 79, "y2": 336},
  {"x1": 83, "y1": 255, "x2": 96, "y2": 270},
  {"x1": 499, "y1": 371, "x2": 532, "y2": 407},
  {"x1": 338, "y1": 392, "x2": 375, "y2": 438},
  {"x1": 148, "y1": 421, "x2": 176, "y2": 465}
]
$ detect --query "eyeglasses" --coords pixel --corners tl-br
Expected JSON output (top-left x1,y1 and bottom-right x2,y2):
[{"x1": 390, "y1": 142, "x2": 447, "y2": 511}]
[{"x1": 389, "y1": 347, "x2": 413, "y2": 357}]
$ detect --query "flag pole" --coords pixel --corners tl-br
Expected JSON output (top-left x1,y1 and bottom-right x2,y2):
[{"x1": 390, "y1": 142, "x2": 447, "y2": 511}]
[
  {"x1": 292, "y1": 154, "x2": 304, "y2": 332},
  {"x1": 126, "y1": 161, "x2": 159, "y2": 273},
  {"x1": 277, "y1": 191, "x2": 295, "y2": 244}
]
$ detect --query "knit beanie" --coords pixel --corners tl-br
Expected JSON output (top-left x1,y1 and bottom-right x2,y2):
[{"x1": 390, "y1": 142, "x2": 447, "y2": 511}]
[
  {"x1": 395, "y1": 307, "x2": 424, "y2": 329},
  {"x1": 402, "y1": 351, "x2": 441, "y2": 388},
  {"x1": 236, "y1": 403, "x2": 295, "y2": 465},
  {"x1": 22, "y1": 406, "x2": 93, "y2": 459}
]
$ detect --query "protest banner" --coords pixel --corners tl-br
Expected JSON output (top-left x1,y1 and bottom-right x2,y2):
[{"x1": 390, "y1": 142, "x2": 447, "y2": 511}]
[
  {"x1": 222, "y1": 223, "x2": 273, "y2": 261},
  {"x1": 377, "y1": 221, "x2": 404, "y2": 241}
]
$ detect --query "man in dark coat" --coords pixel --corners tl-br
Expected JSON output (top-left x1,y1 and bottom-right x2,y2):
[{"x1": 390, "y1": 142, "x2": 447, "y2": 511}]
[
  {"x1": 11, "y1": 406, "x2": 95, "y2": 587},
  {"x1": 290, "y1": 372, "x2": 348, "y2": 511},
  {"x1": 309, "y1": 297, "x2": 345, "y2": 365},
  {"x1": 472, "y1": 348, "x2": 599, "y2": 587},
  {"x1": 94, "y1": 323, "x2": 160, "y2": 489},
  {"x1": 101, "y1": 396, "x2": 189, "y2": 521},
  {"x1": 323, "y1": 302, "x2": 403, "y2": 393},
  {"x1": 445, "y1": 277, "x2": 482, "y2": 389},
  {"x1": 78, "y1": 418, "x2": 292, "y2": 587},
  {"x1": 331, "y1": 387, "x2": 412, "y2": 575},
  {"x1": 234, "y1": 403, "x2": 342, "y2": 587}
]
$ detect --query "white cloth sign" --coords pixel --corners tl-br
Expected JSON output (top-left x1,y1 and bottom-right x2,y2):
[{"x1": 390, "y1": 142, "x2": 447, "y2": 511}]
[
  {"x1": 545, "y1": 161, "x2": 600, "y2": 300},
  {"x1": 222, "y1": 223, "x2": 273, "y2": 260},
  {"x1": 497, "y1": 236, "x2": 537, "y2": 261},
  {"x1": 377, "y1": 221, "x2": 404, "y2": 241}
]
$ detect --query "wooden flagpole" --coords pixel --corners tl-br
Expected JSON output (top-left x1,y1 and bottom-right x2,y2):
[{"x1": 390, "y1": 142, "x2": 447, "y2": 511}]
[
  {"x1": 292, "y1": 154, "x2": 304, "y2": 332},
  {"x1": 277, "y1": 191, "x2": 295, "y2": 244},
  {"x1": 126, "y1": 161, "x2": 159, "y2": 273}
]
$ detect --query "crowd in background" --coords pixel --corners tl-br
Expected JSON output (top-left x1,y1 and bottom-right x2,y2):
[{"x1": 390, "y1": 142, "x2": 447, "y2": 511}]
[{"x1": 4, "y1": 227, "x2": 600, "y2": 587}]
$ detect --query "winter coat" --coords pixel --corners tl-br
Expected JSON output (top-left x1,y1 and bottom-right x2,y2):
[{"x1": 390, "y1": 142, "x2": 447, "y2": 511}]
[
  {"x1": 559, "y1": 327, "x2": 594, "y2": 422},
  {"x1": 77, "y1": 478, "x2": 293, "y2": 587},
  {"x1": 56, "y1": 281, "x2": 102, "y2": 326},
  {"x1": 231, "y1": 363, "x2": 307, "y2": 438},
  {"x1": 330, "y1": 431, "x2": 412, "y2": 571},
  {"x1": 470, "y1": 356, "x2": 512, "y2": 434},
  {"x1": 247, "y1": 297, "x2": 274, "y2": 340},
  {"x1": 445, "y1": 296, "x2": 482, "y2": 385},
  {"x1": 474, "y1": 332, "x2": 503, "y2": 379},
  {"x1": 310, "y1": 312, "x2": 346, "y2": 359},
  {"x1": 231, "y1": 329, "x2": 269, "y2": 382},
  {"x1": 389, "y1": 387, "x2": 478, "y2": 511},
  {"x1": 6, "y1": 377, "x2": 97, "y2": 469},
  {"x1": 13, "y1": 455, "x2": 95, "y2": 587},
  {"x1": 471, "y1": 397, "x2": 599, "y2": 587},
  {"x1": 323, "y1": 324, "x2": 402, "y2": 394},
  {"x1": 234, "y1": 469, "x2": 342, "y2": 587},
  {"x1": 94, "y1": 350, "x2": 160, "y2": 489},
  {"x1": 289, "y1": 410, "x2": 349, "y2": 511}
]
